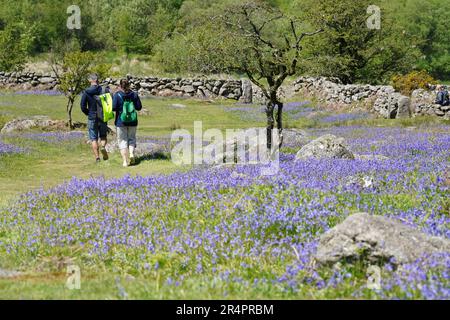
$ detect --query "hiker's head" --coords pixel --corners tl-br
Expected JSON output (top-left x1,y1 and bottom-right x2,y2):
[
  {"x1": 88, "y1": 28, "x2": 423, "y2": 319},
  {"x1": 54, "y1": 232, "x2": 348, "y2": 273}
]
[
  {"x1": 120, "y1": 79, "x2": 131, "y2": 93},
  {"x1": 88, "y1": 73, "x2": 99, "y2": 85}
]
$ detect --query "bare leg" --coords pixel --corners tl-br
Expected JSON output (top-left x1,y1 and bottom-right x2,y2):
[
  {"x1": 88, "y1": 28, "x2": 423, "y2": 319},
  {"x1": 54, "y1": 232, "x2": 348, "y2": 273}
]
[
  {"x1": 128, "y1": 127, "x2": 137, "y2": 165},
  {"x1": 129, "y1": 146, "x2": 135, "y2": 165},
  {"x1": 91, "y1": 140, "x2": 100, "y2": 160},
  {"x1": 100, "y1": 138, "x2": 108, "y2": 160},
  {"x1": 120, "y1": 148, "x2": 129, "y2": 167}
]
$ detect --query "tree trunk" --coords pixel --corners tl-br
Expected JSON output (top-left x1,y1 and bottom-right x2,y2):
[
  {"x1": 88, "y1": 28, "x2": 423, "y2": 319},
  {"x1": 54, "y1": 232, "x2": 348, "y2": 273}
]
[
  {"x1": 67, "y1": 98, "x2": 74, "y2": 129},
  {"x1": 265, "y1": 102, "x2": 275, "y2": 150},
  {"x1": 275, "y1": 101, "x2": 284, "y2": 148}
]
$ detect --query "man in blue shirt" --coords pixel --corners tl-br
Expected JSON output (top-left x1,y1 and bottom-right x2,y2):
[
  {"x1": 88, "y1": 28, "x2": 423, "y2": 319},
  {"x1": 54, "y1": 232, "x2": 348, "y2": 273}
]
[
  {"x1": 80, "y1": 74, "x2": 110, "y2": 163},
  {"x1": 435, "y1": 85, "x2": 450, "y2": 106}
]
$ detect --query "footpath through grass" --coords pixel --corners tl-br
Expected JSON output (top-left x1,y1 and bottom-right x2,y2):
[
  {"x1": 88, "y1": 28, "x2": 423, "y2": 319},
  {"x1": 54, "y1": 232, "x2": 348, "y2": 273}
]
[{"x1": 0, "y1": 93, "x2": 261, "y2": 206}]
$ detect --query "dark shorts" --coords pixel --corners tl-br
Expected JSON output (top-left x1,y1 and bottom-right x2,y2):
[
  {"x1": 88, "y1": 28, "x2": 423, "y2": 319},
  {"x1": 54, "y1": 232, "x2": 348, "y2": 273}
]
[{"x1": 88, "y1": 119, "x2": 108, "y2": 141}]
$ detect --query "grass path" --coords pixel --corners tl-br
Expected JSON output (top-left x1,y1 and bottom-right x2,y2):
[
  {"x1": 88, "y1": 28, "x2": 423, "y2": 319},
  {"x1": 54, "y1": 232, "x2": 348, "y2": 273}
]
[{"x1": 0, "y1": 93, "x2": 262, "y2": 206}]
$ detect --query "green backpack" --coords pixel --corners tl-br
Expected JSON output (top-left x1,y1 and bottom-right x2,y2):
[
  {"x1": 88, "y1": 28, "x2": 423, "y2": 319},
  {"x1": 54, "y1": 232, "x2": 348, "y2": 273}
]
[{"x1": 119, "y1": 94, "x2": 138, "y2": 125}]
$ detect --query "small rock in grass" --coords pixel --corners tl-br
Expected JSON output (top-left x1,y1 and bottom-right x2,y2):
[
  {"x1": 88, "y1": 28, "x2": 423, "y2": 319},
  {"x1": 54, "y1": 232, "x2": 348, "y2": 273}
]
[
  {"x1": 0, "y1": 268, "x2": 22, "y2": 278},
  {"x1": 231, "y1": 171, "x2": 248, "y2": 179},
  {"x1": 345, "y1": 175, "x2": 375, "y2": 189},
  {"x1": 170, "y1": 104, "x2": 187, "y2": 109},
  {"x1": 125, "y1": 274, "x2": 136, "y2": 282},
  {"x1": 354, "y1": 154, "x2": 390, "y2": 161}
]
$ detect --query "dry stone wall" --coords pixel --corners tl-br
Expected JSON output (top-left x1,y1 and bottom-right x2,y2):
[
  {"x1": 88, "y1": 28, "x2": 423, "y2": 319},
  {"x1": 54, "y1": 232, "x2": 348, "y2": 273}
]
[
  {"x1": 288, "y1": 77, "x2": 449, "y2": 120},
  {"x1": 0, "y1": 71, "x2": 59, "y2": 89},
  {"x1": 0, "y1": 71, "x2": 448, "y2": 119},
  {"x1": 0, "y1": 71, "x2": 252, "y2": 102}
]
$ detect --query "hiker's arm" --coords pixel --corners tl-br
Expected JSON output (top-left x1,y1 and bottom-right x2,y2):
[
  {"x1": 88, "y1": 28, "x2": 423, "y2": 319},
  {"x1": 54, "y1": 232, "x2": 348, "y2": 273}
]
[
  {"x1": 112, "y1": 94, "x2": 120, "y2": 112},
  {"x1": 134, "y1": 94, "x2": 143, "y2": 111},
  {"x1": 80, "y1": 92, "x2": 89, "y2": 115}
]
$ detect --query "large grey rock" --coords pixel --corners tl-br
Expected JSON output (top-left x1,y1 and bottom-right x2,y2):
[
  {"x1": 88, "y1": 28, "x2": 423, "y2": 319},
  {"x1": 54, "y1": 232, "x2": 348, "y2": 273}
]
[
  {"x1": 315, "y1": 213, "x2": 450, "y2": 266},
  {"x1": 396, "y1": 95, "x2": 412, "y2": 118},
  {"x1": 295, "y1": 134, "x2": 354, "y2": 160},
  {"x1": 1, "y1": 116, "x2": 66, "y2": 133},
  {"x1": 240, "y1": 79, "x2": 253, "y2": 104},
  {"x1": 209, "y1": 128, "x2": 279, "y2": 164},
  {"x1": 374, "y1": 92, "x2": 412, "y2": 119}
]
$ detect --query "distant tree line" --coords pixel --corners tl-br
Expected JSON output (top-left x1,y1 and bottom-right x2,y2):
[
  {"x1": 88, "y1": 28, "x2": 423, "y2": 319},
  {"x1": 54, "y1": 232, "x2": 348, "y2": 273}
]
[{"x1": 0, "y1": 0, "x2": 448, "y2": 83}]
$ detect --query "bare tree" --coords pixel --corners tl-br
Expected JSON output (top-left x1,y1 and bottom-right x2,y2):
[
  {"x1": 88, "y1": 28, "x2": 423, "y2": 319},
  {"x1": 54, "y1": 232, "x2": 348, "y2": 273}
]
[{"x1": 215, "y1": 1, "x2": 322, "y2": 149}]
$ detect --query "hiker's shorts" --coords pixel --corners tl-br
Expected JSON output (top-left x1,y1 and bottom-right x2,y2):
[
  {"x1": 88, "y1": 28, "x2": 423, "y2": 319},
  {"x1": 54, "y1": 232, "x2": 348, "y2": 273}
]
[
  {"x1": 88, "y1": 119, "x2": 108, "y2": 141},
  {"x1": 117, "y1": 126, "x2": 137, "y2": 150}
]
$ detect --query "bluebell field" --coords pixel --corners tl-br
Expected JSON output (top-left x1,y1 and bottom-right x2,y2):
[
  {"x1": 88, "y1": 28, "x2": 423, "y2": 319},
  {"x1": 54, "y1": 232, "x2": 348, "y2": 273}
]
[{"x1": 0, "y1": 124, "x2": 448, "y2": 299}]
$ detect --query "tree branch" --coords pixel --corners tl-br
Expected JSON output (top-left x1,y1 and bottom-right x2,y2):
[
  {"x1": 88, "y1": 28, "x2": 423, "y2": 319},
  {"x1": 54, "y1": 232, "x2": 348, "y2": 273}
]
[
  {"x1": 245, "y1": 67, "x2": 269, "y2": 100},
  {"x1": 296, "y1": 29, "x2": 325, "y2": 48}
]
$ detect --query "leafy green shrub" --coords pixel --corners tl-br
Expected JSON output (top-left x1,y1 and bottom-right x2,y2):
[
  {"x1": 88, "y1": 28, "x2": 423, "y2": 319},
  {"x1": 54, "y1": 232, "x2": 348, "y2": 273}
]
[
  {"x1": 0, "y1": 22, "x2": 34, "y2": 71},
  {"x1": 392, "y1": 71, "x2": 437, "y2": 95}
]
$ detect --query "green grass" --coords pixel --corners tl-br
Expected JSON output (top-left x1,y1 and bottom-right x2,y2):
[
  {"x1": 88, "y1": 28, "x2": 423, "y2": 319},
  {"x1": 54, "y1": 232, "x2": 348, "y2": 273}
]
[
  {"x1": 0, "y1": 92, "x2": 446, "y2": 206},
  {"x1": 0, "y1": 91, "x2": 448, "y2": 300},
  {"x1": 0, "y1": 270, "x2": 374, "y2": 300},
  {"x1": 0, "y1": 94, "x2": 260, "y2": 134},
  {"x1": 0, "y1": 93, "x2": 294, "y2": 299},
  {"x1": 0, "y1": 93, "x2": 261, "y2": 206}
]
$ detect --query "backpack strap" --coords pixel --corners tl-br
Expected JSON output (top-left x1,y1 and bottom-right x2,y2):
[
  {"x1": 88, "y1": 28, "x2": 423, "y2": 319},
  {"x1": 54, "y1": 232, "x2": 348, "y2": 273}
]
[
  {"x1": 118, "y1": 92, "x2": 124, "y2": 103},
  {"x1": 118, "y1": 92, "x2": 134, "y2": 102}
]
